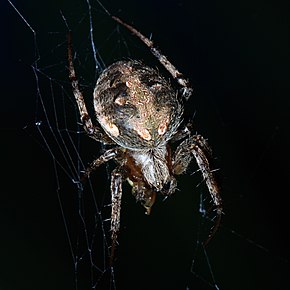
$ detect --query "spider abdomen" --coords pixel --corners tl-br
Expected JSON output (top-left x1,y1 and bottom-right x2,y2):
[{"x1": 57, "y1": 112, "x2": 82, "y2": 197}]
[{"x1": 93, "y1": 60, "x2": 183, "y2": 150}]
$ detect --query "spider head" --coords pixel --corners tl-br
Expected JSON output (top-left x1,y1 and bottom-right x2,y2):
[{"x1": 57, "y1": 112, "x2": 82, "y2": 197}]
[{"x1": 94, "y1": 61, "x2": 183, "y2": 150}]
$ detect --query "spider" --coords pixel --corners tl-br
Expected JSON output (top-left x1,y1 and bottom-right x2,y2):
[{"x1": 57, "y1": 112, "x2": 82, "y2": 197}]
[{"x1": 67, "y1": 15, "x2": 222, "y2": 260}]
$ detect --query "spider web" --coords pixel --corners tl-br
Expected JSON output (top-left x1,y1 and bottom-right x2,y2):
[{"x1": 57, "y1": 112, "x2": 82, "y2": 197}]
[{"x1": 4, "y1": 0, "x2": 290, "y2": 289}]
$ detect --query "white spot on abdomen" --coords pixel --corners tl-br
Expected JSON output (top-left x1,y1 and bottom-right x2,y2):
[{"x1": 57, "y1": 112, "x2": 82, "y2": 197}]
[{"x1": 97, "y1": 115, "x2": 120, "y2": 137}]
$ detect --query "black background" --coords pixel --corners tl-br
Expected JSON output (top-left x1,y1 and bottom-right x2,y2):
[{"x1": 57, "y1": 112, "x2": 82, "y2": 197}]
[{"x1": 1, "y1": 0, "x2": 290, "y2": 289}]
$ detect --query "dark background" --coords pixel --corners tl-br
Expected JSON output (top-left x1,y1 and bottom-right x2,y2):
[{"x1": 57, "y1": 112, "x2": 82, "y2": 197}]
[{"x1": 1, "y1": 0, "x2": 290, "y2": 289}]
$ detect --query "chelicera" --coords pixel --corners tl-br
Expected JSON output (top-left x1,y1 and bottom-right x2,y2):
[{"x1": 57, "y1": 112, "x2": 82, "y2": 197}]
[{"x1": 67, "y1": 15, "x2": 222, "y2": 260}]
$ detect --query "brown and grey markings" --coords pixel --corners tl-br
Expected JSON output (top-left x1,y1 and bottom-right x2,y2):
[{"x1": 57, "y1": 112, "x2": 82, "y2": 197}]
[
  {"x1": 68, "y1": 16, "x2": 222, "y2": 262},
  {"x1": 93, "y1": 60, "x2": 183, "y2": 150}
]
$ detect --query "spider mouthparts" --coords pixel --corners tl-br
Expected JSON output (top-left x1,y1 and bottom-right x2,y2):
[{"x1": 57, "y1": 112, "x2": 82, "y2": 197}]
[
  {"x1": 142, "y1": 191, "x2": 157, "y2": 215},
  {"x1": 162, "y1": 181, "x2": 171, "y2": 192},
  {"x1": 145, "y1": 207, "x2": 151, "y2": 215}
]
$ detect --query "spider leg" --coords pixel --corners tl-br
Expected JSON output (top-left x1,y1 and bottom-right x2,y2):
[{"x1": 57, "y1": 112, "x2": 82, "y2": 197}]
[
  {"x1": 173, "y1": 135, "x2": 222, "y2": 244},
  {"x1": 170, "y1": 122, "x2": 194, "y2": 143},
  {"x1": 82, "y1": 148, "x2": 119, "y2": 180},
  {"x1": 67, "y1": 32, "x2": 113, "y2": 144},
  {"x1": 81, "y1": 148, "x2": 124, "y2": 263},
  {"x1": 110, "y1": 166, "x2": 124, "y2": 264},
  {"x1": 112, "y1": 16, "x2": 193, "y2": 101}
]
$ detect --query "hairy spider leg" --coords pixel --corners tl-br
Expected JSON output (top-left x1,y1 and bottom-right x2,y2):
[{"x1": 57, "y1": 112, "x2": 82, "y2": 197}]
[
  {"x1": 80, "y1": 148, "x2": 123, "y2": 263},
  {"x1": 82, "y1": 148, "x2": 119, "y2": 179},
  {"x1": 112, "y1": 16, "x2": 193, "y2": 101},
  {"x1": 173, "y1": 134, "x2": 222, "y2": 244},
  {"x1": 110, "y1": 167, "x2": 124, "y2": 264},
  {"x1": 67, "y1": 31, "x2": 113, "y2": 144}
]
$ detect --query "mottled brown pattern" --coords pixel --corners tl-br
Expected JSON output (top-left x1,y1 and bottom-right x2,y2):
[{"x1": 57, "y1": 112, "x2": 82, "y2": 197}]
[
  {"x1": 93, "y1": 60, "x2": 183, "y2": 149},
  {"x1": 68, "y1": 16, "x2": 222, "y2": 262}
]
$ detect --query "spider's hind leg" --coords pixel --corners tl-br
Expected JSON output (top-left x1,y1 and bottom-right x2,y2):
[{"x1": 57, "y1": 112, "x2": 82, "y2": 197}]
[
  {"x1": 67, "y1": 31, "x2": 115, "y2": 145},
  {"x1": 111, "y1": 16, "x2": 193, "y2": 101}
]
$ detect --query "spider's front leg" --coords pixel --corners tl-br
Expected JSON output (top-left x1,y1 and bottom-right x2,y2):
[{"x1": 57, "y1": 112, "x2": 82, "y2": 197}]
[
  {"x1": 110, "y1": 166, "x2": 125, "y2": 263},
  {"x1": 80, "y1": 148, "x2": 124, "y2": 263},
  {"x1": 173, "y1": 134, "x2": 222, "y2": 244},
  {"x1": 82, "y1": 148, "x2": 119, "y2": 179}
]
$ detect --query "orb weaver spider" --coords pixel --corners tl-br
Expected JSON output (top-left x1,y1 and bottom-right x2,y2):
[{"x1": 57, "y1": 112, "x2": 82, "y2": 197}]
[{"x1": 67, "y1": 15, "x2": 222, "y2": 261}]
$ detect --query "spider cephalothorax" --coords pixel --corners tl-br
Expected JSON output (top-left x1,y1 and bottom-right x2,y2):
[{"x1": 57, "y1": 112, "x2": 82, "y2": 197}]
[{"x1": 68, "y1": 16, "x2": 222, "y2": 260}]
